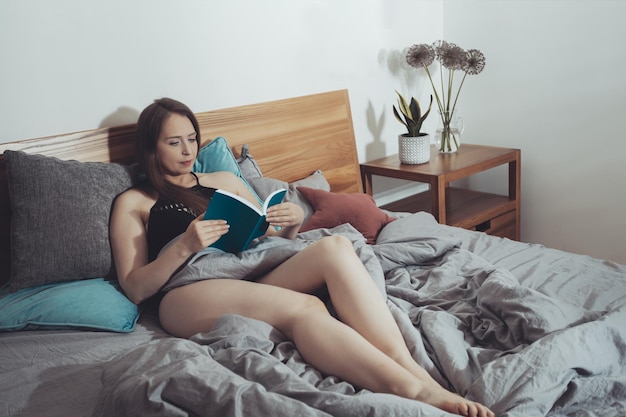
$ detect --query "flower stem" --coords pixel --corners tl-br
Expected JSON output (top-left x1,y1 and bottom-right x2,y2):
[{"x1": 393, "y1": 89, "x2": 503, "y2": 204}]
[
  {"x1": 446, "y1": 69, "x2": 452, "y2": 114},
  {"x1": 424, "y1": 65, "x2": 445, "y2": 115},
  {"x1": 451, "y1": 71, "x2": 468, "y2": 118},
  {"x1": 439, "y1": 62, "x2": 446, "y2": 113}
]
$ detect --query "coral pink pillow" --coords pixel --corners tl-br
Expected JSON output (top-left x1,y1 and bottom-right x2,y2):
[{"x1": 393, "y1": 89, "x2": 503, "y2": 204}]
[{"x1": 297, "y1": 187, "x2": 395, "y2": 244}]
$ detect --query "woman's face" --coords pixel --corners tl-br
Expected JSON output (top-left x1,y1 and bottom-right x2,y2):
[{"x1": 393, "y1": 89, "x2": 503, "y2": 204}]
[{"x1": 156, "y1": 112, "x2": 198, "y2": 178}]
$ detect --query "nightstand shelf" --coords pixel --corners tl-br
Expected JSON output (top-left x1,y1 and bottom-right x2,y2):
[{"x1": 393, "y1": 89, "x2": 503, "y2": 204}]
[{"x1": 360, "y1": 144, "x2": 521, "y2": 240}]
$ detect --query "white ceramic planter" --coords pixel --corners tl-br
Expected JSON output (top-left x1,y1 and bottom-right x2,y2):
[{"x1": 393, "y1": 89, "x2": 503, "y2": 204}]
[{"x1": 398, "y1": 134, "x2": 430, "y2": 164}]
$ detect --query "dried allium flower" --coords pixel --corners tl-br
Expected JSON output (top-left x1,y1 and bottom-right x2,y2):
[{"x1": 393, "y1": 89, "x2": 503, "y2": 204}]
[
  {"x1": 464, "y1": 49, "x2": 486, "y2": 75},
  {"x1": 435, "y1": 41, "x2": 467, "y2": 70},
  {"x1": 406, "y1": 44, "x2": 435, "y2": 68},
  {"x1": 432, "y1": 40, "x2": 450, "y2": 60}
]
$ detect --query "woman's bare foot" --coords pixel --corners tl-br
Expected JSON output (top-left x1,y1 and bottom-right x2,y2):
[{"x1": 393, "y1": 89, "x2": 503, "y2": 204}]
[{"x1": 416, "y1": 384, "x2": 495, "y2": 417}]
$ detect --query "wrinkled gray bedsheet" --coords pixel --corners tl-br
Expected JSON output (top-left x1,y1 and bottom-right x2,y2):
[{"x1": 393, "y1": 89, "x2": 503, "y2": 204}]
[
  {"x1": 0, "y1": 310, "x2": 170, "y2": 417},
  {"x1": 91, "y1": 213, "x2": 626, "y2": 417}
]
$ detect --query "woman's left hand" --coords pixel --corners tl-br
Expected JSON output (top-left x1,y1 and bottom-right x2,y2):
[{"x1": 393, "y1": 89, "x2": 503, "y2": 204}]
[{"x1": 265, "y1": 202, "x2": 304, "y2": 228}]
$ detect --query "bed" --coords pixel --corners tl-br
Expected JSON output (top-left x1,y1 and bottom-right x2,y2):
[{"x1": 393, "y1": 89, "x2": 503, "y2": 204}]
[{"x1": 0, "y1": 90, "x2": 624, "y2": 417}]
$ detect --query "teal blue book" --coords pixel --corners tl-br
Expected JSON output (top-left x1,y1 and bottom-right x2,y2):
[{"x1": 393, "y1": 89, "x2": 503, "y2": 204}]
[{"x1": 203, "y1": 188, "x2": 287, "y2": 253}]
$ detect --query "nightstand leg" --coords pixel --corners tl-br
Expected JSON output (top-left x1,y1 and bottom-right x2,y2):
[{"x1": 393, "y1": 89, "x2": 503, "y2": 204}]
[
  {"x1": 431, "y1": 177, "x2": 447, "y2": 224},
  {"x1": 509, "y1": 152, "x2": 521, "y2": 240},
  {"x1": 362, "y1": 172, "x2": 373, "y2": 195}
]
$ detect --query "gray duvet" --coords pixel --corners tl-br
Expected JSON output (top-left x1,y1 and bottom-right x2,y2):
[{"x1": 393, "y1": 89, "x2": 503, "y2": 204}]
[{"x1": 92, "y1": 213, "x2": 626, "y2": 417}]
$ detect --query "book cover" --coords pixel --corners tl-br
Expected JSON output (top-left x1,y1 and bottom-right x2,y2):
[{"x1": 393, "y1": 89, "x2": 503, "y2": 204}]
[{"x1": 203, "y1": 188, "x2": 287, "y2": 253}]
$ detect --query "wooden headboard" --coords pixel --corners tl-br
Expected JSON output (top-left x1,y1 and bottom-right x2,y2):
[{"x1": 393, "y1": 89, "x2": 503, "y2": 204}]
[{"x1": 0, "y1": 89, "x2": 362, "y2": 285}]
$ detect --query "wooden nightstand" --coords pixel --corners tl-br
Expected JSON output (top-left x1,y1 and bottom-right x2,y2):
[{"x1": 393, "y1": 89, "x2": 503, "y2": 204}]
[{"x1": 360, "y1": 144, "x2": 521, "y2": 240}]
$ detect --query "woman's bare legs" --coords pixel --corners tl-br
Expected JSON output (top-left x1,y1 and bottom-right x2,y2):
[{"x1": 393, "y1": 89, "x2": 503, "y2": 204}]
[
  {"x1": 258, "y1": 235, "x2": 493, "y2": 417},
  {"x1": 159, "y1": 236, "x2": 494, "y2": 417},
  {"x1": 160, "y1": 279, "x2": 423, "y2": 398}
]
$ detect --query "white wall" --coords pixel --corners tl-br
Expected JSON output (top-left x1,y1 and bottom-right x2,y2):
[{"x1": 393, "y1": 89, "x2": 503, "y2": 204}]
[
  {"x1": 443, "y1": 0, "x2": 626, "y2": 264},
  {"x1": 1, "y1": 0, "x2": 624, "y2": 264},
  {"x1": 0, "y1": 0, "x2": 440, "y2": 149}
]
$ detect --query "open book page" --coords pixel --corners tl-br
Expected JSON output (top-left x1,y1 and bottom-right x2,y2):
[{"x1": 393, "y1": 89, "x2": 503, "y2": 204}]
[{"x1": 262, "y1": 188, "x2": 289, "y2": 213}]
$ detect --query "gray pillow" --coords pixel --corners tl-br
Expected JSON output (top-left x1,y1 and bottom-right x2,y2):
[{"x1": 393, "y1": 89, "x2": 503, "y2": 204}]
[
  {"x1": 4, "y1": 150, "x2": 138, "y2": 292},
  {"x1": 248, "y1": 170, "x2": 330, "y2": 223},
  {"x1": 236, "y1": 144, "x2": 263, "y2": 181}
]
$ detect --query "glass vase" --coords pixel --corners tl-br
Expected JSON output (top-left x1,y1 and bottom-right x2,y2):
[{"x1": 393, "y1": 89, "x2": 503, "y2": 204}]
[{"x1": 435, "y1": 111, "x2": 464, "y2": 153}]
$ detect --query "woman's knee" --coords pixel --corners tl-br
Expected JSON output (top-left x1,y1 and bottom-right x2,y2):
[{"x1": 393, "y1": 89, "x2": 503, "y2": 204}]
[{"x1": 314, "y1": 235, "x2": 355, "y2": 258}]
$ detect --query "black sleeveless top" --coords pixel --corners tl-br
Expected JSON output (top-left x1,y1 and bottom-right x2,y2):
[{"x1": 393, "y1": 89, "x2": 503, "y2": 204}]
[{"x1": 147, "y1": 173, "x2": 216, "y2": 261}]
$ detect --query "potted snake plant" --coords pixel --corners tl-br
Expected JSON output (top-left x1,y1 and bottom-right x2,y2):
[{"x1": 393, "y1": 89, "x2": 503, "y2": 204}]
[{"x1": 393, "y1": 91, "x2": 433, "y2": 164}]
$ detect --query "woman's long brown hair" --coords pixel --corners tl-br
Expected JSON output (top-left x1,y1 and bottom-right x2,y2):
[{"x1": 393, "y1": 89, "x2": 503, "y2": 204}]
[{"x1": 136, "y1": 98, "x2": 209, "y2": 215}]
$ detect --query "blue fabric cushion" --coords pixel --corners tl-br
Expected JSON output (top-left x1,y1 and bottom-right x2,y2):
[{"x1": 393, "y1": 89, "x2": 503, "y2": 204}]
[
  {"x1": 193, "y1": 137, "x2": 262, "y2": 204},
  {"x1": 0, "y1": 278, "x2": 139, "y2": 332}
]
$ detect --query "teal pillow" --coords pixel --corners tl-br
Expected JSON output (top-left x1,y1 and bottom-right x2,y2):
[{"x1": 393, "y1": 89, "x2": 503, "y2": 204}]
[
  {"x1": 0, "y1": 278, "x2": 139, "y2": 332},
  {"x1": 193, "y1": 137, "x2": 262, "y2": 204}
]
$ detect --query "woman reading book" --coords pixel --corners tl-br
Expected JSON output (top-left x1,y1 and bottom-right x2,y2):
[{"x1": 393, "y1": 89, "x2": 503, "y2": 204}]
[{"x1": 109, "y1": 98, "x2": 494, "y2": 417}]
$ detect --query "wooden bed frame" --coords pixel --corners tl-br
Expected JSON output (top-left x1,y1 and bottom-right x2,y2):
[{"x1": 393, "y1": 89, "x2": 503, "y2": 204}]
[{"x1": 0, "y1": 89, "x2": 362, "y2": 286}]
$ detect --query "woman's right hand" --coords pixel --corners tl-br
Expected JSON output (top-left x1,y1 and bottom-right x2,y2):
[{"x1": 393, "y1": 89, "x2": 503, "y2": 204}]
[{"x1": 179, "y1": 214, "x2": 230, "y2": 254}]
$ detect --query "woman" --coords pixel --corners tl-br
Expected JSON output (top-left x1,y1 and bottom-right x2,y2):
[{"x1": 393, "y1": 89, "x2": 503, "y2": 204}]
[{"x1": 110, "y1": 98, "x2": 494, "y2": 417}]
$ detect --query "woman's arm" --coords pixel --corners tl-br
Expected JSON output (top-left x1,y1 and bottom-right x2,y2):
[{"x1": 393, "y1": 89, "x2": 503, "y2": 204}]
[{"x1": 110, "y1": 189, "x2": 228, "y2": 304}]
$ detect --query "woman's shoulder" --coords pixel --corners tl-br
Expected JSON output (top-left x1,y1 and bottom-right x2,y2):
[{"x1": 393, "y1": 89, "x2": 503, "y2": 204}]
[{"x1": 115, "y1": 186, "x2": 156, "y2": 211}]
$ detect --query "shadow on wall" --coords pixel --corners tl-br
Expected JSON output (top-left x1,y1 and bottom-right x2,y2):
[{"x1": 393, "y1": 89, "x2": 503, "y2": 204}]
[
  {"x1": 99, "y1": 106, "x2": 140, "y2": 129},
  {"x1": 97, "y1": 107, "x2": 142, "y2": 164},
  {"x1": 363, "y1": 48, "x2": 427, "y2": 162},
  {"x1": 364, "y1": 100, "x2": 386, "y2": 162},
  {"x1": 378, "y1": 48, "x2": 419, "y2": 93}
]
